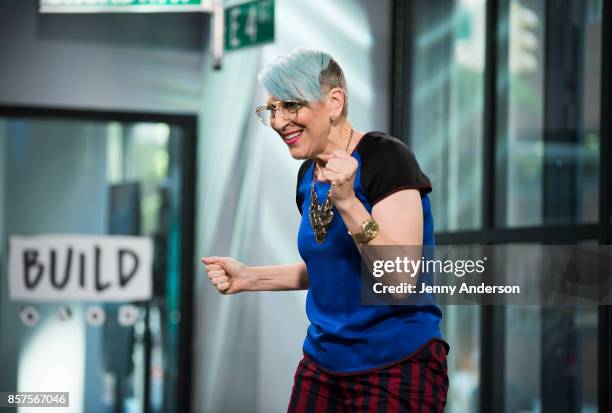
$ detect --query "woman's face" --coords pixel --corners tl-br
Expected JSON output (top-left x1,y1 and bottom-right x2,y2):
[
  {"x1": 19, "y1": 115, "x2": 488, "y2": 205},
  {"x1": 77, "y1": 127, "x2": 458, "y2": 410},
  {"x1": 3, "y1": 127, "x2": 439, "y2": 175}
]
[{"x1": 268, "y1": 95, "x2": 331, "y2": 160}]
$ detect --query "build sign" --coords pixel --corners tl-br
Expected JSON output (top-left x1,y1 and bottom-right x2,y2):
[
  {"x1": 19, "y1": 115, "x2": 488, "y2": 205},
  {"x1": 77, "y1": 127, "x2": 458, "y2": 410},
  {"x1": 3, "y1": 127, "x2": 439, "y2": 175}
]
[{"x1": 8, "y1": 235, "x2": 153, "y2": 302}]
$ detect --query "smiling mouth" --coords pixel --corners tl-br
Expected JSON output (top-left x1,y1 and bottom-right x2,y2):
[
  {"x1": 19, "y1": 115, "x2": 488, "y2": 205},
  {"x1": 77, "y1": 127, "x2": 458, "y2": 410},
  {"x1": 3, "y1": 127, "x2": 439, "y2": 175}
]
[{"x1": 283, "y1": 130, "x2": 303, "y2": 145}]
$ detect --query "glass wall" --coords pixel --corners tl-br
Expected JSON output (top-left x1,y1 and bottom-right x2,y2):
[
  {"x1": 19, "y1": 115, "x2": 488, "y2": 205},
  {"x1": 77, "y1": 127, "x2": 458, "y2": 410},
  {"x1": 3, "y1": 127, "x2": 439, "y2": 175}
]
[
  {"x1": 0, "y1": 114, "x2": 192, "y2": 413},
  {"x1": 404, "y1": 0, "x2": 606, "y2": 411},
  {"x1": 496, "y1": 0, "x2": 602, "y2": 227},
  {"x1": 496, "y1": 0, "x2": 603, "y2": 411},
  {"x1": 503, "y1": 304, "x2": 598, "y2": 412},
  {"x1": 408, "y1": 1, "x2": 486, "y2": 411},
  {"x1": 410, "y1": 0, "x2": 486, "y2": 233}
]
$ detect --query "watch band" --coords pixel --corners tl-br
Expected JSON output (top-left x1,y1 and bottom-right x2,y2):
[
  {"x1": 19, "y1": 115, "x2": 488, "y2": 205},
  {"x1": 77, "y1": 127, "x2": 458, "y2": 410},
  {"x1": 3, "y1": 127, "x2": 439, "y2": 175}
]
[
  {"x1": 349, "y1": 218, "x2": 379, "y2": 245},
  {"x1": 350, "y1": 232, "x2": 367, "y2": 244}
]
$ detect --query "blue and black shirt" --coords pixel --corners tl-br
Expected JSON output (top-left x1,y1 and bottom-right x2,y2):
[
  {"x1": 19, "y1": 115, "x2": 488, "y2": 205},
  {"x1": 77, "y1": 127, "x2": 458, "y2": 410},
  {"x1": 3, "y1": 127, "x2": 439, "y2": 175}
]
[{"x1": 296, "y1": 131, "x2": 448, "y2": 374}]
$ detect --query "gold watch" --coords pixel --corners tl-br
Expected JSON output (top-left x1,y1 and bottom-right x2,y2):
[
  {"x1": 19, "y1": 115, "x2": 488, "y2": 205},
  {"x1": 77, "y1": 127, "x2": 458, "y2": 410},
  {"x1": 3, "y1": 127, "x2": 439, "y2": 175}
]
[{"x1": 349, "y1": 218, "x2": 379, "y2": 245}]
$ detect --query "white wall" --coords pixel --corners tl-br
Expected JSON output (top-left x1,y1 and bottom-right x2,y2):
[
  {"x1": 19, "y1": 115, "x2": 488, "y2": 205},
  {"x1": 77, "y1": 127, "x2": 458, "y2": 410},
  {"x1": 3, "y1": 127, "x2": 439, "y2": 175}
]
[{"x1": 194, "y1": 1, "x2": 392, "y2": 412}]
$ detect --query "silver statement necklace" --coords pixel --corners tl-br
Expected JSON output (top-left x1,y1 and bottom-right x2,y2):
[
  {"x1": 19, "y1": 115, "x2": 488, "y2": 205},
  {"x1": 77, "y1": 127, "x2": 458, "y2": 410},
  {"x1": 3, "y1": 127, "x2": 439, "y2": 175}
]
[{"x1": 309, "y1": 129, "x2": 354, "y2": 244}]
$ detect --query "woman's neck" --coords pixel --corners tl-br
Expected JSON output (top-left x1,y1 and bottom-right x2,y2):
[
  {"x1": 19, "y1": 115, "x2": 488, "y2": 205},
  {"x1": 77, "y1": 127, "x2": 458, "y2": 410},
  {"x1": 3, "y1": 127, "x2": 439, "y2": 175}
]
[{"x1": 314, "y1": 121, "x2": 355, "y2": 168}]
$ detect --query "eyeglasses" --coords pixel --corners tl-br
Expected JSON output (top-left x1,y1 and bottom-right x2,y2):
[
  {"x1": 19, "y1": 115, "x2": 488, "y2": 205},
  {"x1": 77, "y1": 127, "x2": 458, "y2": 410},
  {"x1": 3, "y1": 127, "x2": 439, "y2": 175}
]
[{"x1": 255, "y1": 99, "x2": 306, "y2": 127}]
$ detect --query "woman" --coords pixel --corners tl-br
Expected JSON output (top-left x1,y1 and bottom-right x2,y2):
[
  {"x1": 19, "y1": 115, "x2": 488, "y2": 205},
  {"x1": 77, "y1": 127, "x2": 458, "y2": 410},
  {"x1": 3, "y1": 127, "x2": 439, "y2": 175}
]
[{"x1": 202, "y1": 49, "x2": 449, "y2": 412}]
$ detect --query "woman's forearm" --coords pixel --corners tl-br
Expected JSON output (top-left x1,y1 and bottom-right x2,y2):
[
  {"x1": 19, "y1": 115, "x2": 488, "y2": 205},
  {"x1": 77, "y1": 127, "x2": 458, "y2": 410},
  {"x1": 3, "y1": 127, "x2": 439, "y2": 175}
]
[
  {"x1": 246, "y1": 262, "x2": 309, "y2": 291},
  {"x1": 334, "y1": 192, "x2": 423, "y2": 299},
  {"x1": 334, "y1": 195, "x2": 396, "y2": 245}
]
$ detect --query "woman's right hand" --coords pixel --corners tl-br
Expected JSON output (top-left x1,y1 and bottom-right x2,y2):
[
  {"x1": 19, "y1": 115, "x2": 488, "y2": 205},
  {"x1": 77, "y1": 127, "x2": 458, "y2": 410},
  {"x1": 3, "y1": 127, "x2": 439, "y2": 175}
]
[{"x1": 201, "y1": 256, "x2": 252, "y2": 295}]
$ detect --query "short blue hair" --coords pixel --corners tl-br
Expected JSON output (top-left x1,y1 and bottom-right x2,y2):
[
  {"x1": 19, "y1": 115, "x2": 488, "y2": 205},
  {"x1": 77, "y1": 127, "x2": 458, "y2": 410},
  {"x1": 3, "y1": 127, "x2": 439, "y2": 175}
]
[{"x1": 258, "y1": 48, "x2": 348, "y2": 115}]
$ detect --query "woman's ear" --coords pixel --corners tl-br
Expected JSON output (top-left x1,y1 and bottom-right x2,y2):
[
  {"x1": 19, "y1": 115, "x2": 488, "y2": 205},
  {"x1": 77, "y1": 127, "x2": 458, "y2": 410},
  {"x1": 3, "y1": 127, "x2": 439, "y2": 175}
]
[{"x1": 327, "y1": 87, "x2": 346, "y2": 120}]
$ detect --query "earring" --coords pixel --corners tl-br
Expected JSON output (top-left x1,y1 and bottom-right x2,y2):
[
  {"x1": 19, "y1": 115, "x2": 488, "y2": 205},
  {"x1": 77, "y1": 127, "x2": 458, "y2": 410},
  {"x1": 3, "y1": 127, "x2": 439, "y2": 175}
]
[{"x1": 330, "y1": 115, "x2": 336, "y2": 122}]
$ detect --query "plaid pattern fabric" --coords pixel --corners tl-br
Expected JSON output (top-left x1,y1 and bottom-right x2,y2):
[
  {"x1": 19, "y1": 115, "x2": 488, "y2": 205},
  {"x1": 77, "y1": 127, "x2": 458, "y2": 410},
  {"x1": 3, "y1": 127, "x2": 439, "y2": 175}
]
[{"x1": 287, "y1": 339, "x2": 449, "y2": 413}]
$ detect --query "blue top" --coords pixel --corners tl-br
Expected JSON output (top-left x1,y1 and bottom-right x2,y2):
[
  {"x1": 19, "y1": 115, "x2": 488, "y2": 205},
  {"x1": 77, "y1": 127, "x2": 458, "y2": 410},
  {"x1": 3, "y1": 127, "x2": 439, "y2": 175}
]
[{"x1": 295, "y1": 131, "x2": 447, "y2": 374}]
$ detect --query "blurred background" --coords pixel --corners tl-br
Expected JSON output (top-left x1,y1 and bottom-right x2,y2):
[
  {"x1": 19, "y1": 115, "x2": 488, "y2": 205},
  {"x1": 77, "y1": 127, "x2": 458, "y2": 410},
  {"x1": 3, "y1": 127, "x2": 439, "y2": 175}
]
[{"x1": 0, "y1": 0, "x2": 610, "y2": 412}]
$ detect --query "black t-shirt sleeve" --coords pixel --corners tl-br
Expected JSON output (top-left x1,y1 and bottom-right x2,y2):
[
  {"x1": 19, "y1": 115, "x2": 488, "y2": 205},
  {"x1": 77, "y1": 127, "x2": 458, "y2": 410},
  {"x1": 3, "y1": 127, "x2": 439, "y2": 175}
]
[
  {"x1": 296, "y1": 159, "x2": 313, "y2": 214},
  {"x1": 358, "y1": 132, "x2": 432, "y2": 206}
]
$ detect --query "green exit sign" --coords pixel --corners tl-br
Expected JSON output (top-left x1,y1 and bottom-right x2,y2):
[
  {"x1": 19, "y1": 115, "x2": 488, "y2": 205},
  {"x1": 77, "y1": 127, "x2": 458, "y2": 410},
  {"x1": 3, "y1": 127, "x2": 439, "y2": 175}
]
[{"x1": 225, "y1": 0, "x2": 274, "y2": 51}]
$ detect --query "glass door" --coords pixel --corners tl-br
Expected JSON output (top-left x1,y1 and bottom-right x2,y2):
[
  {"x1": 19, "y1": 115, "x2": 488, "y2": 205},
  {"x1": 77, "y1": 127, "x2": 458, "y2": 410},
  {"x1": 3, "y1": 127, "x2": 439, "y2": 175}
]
[{"x1": 0, "y1": 111, "x2": 195, "y2": 413}]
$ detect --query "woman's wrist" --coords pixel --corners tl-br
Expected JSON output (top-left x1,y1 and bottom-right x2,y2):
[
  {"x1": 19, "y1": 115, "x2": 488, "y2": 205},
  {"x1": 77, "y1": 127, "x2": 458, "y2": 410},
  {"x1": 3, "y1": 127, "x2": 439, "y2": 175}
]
[
  {"x1": 334, "y1": 194, "x2": 374, "y2": 236},
  {"x1": 241, "y1": 266, "x2": 257, "y2": 292},
  {"x1": 334, "y1": 193, "x2": 359, "y2": 213}
]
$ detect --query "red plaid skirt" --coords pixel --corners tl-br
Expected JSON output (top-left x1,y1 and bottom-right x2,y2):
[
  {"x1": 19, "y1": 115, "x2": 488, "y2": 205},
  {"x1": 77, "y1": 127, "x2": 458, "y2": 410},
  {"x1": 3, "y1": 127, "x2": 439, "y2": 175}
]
[{"x1": 287, "y1": 339, "x2": 449, "y2": 413}]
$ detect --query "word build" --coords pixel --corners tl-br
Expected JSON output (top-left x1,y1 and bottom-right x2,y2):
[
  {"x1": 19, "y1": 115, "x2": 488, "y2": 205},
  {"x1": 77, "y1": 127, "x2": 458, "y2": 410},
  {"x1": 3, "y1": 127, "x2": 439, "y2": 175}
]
[{"x1": 8, "y1": 235, "x2": 152, "y2": 302}]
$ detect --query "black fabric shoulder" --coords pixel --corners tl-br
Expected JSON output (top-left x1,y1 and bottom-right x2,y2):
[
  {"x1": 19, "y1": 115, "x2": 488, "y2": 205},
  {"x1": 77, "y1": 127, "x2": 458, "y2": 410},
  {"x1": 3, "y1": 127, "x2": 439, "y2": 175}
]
[
  {"x1": 357, "y1": 132, "x2": 432, "y2": 206},
  {"x1": 296, "y1": 159, "x2": 313, "y2": 214}
]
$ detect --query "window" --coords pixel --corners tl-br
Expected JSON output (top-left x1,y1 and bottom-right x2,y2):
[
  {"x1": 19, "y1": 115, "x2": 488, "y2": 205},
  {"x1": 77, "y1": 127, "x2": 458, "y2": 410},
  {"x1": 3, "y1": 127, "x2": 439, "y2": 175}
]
[
  {"x1": 405, "y1": 1, "x2": 487, "y2": 410},
  {"x1": 397, "y1": 0, "x2": 609, "y2": 411},
  {"x1": 409, "y1": 0, "x2": 487, "y2": 232},
  {"x1": 496, "y1": 0, "x2": 602, "y2": 227}
]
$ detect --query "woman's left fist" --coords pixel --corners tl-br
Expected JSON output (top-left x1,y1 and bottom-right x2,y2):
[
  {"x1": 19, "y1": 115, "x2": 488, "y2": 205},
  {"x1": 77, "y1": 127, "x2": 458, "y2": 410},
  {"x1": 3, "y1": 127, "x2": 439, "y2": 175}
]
[{"x1": 318, "y1": 149, "x2": 358, "y2": 204}]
